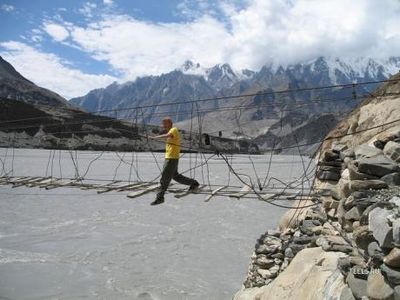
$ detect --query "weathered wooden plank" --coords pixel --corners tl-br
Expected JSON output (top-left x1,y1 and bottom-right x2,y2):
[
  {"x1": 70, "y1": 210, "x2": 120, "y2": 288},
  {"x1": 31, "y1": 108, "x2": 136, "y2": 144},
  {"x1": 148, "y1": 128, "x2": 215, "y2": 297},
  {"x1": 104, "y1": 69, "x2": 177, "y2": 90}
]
[
  {"x1": 228, "y1": 185, "x2": 252, "y2": 199},
  {"x1": 80, "y1": 180, "x2": 122, "y2": 190},
  {"x1": 38, "y1": 178, "x2": 64, "y2": 188},
  {"x1": 25, "y1": 177, "x2": 53, "y2": 187},
  {"x1": 174, "y1": 184, "x2": 206, "y2": 199},
  {"x1": 11, "y1": 176, "x2": 44, "y2": 187},
  {"x1": 116, "y1": 182, "x2": 153, "y2": 192},
  {"x1": 45, "y1": 179, "x2": 87, "y2": 190},
  {"x1": 260, "y1": 193, "x2": 280, "y2": 202},
  {"x1": 0, "y1": 176, "x2": 11, "y2": 184},
  {"x1": 74, "y1": 183, "x2": 94, "y2": 189},
  {"x1": 98, "y1": 182, "x2": 149, "y2": 194},
  {"x1": 0, "y1": 177, "x2": 14, "y2": 185},
  {"x1": 126, "y1": 184, "x2": 160, "y2": 199},
  {"x1": 163, "y1": 185, "x2": 187, "y2": 193},
  {"x1": 3, "y1": 176, "x2": 29, "y2": 186},
  {"x1": 45, "y1": 179, "x2": 80, "y2": 190},
  {"x1": 204, "y1": 185, "x2": 227, "y2": 202},
  {"x1": 9, "y1": 176, "x2": 30, "y2": 183}
]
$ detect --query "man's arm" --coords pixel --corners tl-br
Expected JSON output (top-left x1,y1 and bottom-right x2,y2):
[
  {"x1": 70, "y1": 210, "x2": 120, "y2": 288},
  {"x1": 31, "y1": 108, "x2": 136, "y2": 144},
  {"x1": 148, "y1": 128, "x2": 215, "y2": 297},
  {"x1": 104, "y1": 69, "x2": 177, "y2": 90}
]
[
  {"x1": 152, "y1": 132, "x2": 171, "y2": 139},
  {"x1": 151, "y1": 130, "x2": 174, "y2": 140}
]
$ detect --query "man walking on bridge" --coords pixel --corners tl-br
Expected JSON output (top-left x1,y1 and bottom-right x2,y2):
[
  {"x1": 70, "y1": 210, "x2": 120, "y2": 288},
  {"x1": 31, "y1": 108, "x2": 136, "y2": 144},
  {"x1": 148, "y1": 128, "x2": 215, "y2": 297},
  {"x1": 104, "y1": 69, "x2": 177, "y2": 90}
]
[{"x1": 151, "y1": 117, "x2": 199, "y2": 205}]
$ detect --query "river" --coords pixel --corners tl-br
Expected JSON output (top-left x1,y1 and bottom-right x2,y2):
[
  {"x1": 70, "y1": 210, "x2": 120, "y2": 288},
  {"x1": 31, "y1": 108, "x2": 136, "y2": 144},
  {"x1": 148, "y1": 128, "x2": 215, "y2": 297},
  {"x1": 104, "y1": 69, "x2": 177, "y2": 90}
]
[{"x1": 0, "y1": 148, "x2": 313, "y2": 300}]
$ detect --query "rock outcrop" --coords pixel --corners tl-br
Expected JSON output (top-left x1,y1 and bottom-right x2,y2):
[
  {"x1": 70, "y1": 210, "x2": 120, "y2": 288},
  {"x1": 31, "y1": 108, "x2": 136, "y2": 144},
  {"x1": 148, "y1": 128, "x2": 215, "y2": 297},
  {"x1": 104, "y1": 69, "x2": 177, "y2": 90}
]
[
  {"x1": 234, "y1": 73, "x2": 400, "y2": 300},
  {"x1": 235, "y1": 247, "x2": 346, "y2": 300}
]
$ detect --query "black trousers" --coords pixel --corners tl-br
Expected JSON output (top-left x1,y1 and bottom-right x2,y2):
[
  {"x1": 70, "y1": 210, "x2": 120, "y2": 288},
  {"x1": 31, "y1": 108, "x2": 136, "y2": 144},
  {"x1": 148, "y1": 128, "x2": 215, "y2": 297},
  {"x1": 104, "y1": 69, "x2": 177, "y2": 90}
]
[{"x1": 156, "y1": 159, "x2": 197, "y2": 199}]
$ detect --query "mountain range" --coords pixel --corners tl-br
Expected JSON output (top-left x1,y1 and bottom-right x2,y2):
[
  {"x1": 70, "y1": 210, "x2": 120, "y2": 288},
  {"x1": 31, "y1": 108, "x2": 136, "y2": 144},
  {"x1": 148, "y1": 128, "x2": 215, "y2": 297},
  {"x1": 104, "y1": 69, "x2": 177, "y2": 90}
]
[
  {"x1": 1, "y1": 52, "x2": 399, "y2": 154},
  {"x1": 0, "y1": 56, "x2": 240, "y2": 153},
  {"x1": 71, "y1": 56, "x2": 400, "y2": 153}
]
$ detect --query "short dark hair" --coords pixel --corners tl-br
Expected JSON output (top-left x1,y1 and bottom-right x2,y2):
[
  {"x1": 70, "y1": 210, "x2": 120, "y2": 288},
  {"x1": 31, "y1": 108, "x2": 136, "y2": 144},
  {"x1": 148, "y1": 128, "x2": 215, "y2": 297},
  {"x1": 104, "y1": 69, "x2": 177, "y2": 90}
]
[{"x1": 162, "y1": 117, "x2": 173, "y2": 126}]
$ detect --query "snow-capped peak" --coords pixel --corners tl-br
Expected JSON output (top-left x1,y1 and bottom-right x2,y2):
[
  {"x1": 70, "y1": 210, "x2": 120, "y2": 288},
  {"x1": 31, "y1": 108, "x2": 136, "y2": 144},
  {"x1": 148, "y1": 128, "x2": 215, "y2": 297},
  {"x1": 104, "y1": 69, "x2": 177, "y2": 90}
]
[
  {"x1": 309, "y1": 56, "x2": 400, "y2": 84},
  {"x1": 179, "y1": 60, "x2": 206, "y2": 76}
]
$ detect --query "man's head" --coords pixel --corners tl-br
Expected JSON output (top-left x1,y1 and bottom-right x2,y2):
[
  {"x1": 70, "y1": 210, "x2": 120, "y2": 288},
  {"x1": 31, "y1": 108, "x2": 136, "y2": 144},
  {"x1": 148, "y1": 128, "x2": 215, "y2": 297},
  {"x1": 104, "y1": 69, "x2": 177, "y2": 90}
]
[{"x1": 162, "y1": 117, "x2": 173, "y2": 131}]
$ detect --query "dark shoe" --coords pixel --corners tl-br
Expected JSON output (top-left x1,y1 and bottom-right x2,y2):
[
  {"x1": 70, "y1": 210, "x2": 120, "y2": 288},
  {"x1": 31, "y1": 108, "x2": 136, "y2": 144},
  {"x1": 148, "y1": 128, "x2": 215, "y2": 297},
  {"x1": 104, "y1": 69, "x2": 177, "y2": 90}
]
[
  {"x1": 188, "y1": 181, "x2": 200, "y2": 192},
  {"x1": 151, "y1": 198, "x2": 164, "y2": 206}
]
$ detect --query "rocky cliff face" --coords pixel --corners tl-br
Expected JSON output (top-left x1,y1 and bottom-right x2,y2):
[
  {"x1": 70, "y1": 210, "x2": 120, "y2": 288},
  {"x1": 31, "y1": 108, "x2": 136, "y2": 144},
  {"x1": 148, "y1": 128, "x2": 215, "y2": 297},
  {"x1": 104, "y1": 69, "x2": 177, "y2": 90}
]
[
  {"x1": 233, "y1": 73, "x2": 400, "y2": 299},
  {"x1": 0, "y1": 56, "x2": 72, "y2": 108}
]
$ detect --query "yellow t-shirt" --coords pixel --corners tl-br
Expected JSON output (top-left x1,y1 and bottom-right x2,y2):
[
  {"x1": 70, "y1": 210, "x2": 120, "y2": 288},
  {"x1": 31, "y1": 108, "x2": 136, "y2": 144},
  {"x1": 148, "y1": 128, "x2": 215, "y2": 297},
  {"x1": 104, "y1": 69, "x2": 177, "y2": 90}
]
[{"x1": 165, "y1": 127, "x2": 181, "y2": 159}]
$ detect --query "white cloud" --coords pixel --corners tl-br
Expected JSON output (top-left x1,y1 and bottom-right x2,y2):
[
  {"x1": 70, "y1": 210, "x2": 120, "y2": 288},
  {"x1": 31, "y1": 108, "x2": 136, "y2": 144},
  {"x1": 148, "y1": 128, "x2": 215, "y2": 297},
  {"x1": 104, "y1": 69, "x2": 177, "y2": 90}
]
[
  {"x1": 222, "y1": 0, "x2": 400, "y2": 68},
  {"x1": 1, "y1": 4, "x2": 14, "y2": 12},
  {"x1": 176, "y1": 0, "x2": 217, "y2": 19},
  {"x1": 56, "y1": 0, "x2": 400, "y2": 79},
  {"x1": 0, "y1": 41, "x2": 117, "y2": 99},
  {"x1": 68, "y1": 15, "x2": 229, "y2": 79},
  {"x1": 43, "y1": 22, "x2": 70, "y2": 42},
  {"x1": 103, "y1": 0, "x2": 113, "y2": 6},
  {"x1": 78, "y1": 2, "x2": 97, "y2": 18},
  {"x1": 2, "y1": 0, "x2": 400, "y2": 98}
]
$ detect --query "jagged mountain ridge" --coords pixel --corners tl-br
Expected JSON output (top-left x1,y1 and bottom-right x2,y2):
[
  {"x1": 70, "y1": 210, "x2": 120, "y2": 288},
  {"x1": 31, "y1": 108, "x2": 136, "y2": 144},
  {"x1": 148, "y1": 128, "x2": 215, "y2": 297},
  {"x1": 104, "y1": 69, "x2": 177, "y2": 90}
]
[
  {"x1": 71, "y1": 56, "x2": 400, "y2": 121},
  {"x1": 178, "y1": 56, "x2": 399, "y2": 145},
  {"x1": 69, "y1": 56, "x2": 400, "y2": 153}
]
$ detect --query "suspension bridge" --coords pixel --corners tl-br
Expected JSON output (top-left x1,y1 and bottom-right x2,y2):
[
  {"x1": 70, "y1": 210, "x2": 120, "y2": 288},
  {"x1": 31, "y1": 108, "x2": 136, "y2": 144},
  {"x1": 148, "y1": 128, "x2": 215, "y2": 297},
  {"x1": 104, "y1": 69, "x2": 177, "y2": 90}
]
[{"x1": 1, "y1": 78, "x2": 400, "y2": 210}]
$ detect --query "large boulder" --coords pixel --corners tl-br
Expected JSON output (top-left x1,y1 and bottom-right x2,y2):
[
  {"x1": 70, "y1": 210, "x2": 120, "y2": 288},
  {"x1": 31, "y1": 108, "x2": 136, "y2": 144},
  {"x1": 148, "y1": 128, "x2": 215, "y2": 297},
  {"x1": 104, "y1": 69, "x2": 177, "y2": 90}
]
[
  {"x1": 384, "y1": 141, "x2": 400, "y2": 163},
  {"x1": 337, "y1": 179, "x2": 352, "y2": 199},
  {"x1": 357, "y1": 155, "x2": 400, "y2": 177},
  {"x1": 381, "y1": 264, "x2": 400, "y2": 286},
  {"x1": 348, "y1": 161, "x2": 379, "y2": 180},
  {"x1": 368, "y1": 241, "x2": 384, "y2": 261},
  {"x1": 384, "y1": 248, "x2": 400, "y2": 268},
  {"x1": 395, "y1": 286, "x2": 400, "y2": 300},
  {"x1": 278, "y1": 199, "x2": 314, "y2": 231},
  {"x1": 381, "y1": 173, "x2": 400, "y2": 186},
  {"x1": 344, "y1": 206, "x2": 362, "y2": 222},
  {"x1": 317, "y1": 169, "x2": 341, "y2": 181},
  {"x1": 233, "y1": 286, "x2": 269, "y2": 300},
  {"x1": 340, "y1": 286, "x2": 356, "y2": 300},
  {"x1": 353, "y1": 226, "x2": 375, "y2": 250},
  {"x1": 316, "y1": 235, "x2": 353, "y2": 253},
  {"x1": 349, "y1": 180, "x2": 388, "y2": 192},
  {"x1": 321, "y1": 149, "x2": 341, "y2": 162},
  {"x1": 346, "y1": 267, "x2": 368, "y2": 299},
  {"x1": 252, "y1": 247, "x2": 346, "y2": 300},
  {"x1": 369, "y1": 207, "x2": 394, "y2": 249},
  {"x1": 367, "y1": 270, "x2": 394, "y2": 300},
  {"x1": 355, "y1": 144, "x2": 382, "y2": 159}
]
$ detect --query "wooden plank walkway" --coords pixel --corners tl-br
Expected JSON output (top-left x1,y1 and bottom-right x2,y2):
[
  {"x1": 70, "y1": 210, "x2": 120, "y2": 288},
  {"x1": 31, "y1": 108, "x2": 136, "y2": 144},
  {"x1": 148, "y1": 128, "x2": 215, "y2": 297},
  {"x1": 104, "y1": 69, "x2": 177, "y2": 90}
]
[
  {"x1": 0, "y1": 176, "x2": 315, "y2": 201},
  {"x1": 204, "y1": 185, "x2": 227, "y2": 202}
]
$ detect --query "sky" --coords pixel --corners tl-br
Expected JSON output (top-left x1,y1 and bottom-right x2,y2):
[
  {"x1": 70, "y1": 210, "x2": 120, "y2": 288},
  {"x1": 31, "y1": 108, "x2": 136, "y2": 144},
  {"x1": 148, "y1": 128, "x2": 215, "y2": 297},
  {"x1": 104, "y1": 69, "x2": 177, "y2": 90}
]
[{"x1": 1, "y1": 0, "x2": 400, "y2": 99}]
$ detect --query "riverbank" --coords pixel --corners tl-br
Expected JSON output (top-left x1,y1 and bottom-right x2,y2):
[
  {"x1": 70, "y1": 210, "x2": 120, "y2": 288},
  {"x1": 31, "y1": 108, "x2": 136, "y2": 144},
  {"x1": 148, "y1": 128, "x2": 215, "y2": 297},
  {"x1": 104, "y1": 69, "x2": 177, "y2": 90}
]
[
  {"x1": 234, "y1": 136, "x2": 400, "y2": 300},
  {"x1": 233, "y1": 74, "x2": 400, "y2": 300}
]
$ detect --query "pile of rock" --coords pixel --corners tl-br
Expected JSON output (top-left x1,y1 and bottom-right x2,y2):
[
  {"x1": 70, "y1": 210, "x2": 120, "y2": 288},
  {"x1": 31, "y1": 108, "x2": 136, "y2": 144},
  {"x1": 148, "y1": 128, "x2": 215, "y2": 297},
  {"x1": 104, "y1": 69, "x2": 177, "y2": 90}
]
[
  {"x1": 237, "y1": 135, "x2": 400, "y2": 300},
  {"x1": 244, "y1": 231, "x2": 284, "y2": 288},
  {"x1": 316, "y1": 135, "x2": 400, "y2": 300},
  {"x1": 243, "y1": 207, "x2": 340, "y2": 289}
]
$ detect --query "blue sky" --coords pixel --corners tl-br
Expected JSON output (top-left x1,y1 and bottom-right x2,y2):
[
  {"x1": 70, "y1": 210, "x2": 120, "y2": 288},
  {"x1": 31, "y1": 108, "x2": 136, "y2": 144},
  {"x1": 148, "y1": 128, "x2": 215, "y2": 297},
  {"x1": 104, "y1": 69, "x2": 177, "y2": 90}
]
[
  {"x1": 1, "y1": 1, "x2": 191, "y2": 76},
  {"x1": 1, "y1": 0, "x2": 400, "y2": 99}
]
